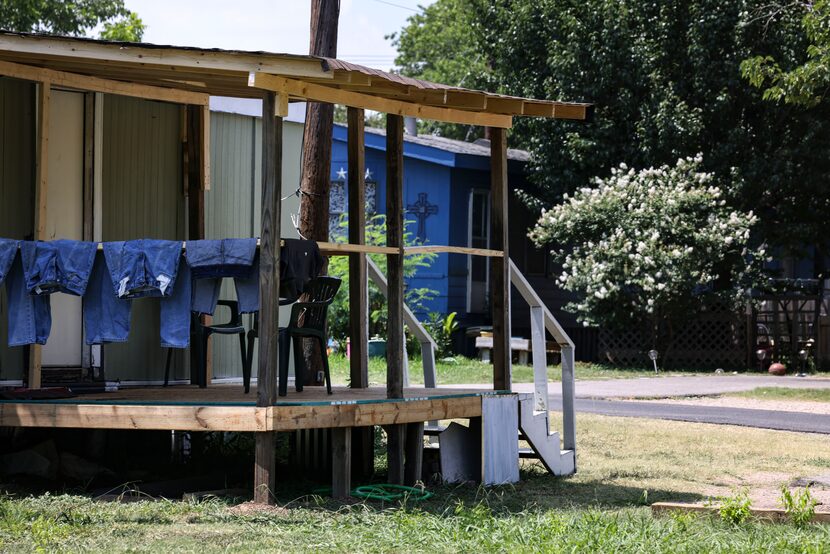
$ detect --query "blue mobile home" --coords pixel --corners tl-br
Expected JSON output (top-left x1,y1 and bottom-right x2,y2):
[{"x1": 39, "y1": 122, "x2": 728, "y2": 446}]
[{"x1": 330, "y1": 123, "x2": 578, "y2": 351}]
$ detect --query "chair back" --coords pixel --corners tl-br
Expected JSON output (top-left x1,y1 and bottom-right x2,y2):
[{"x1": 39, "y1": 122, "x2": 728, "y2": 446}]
[{"x1": 289, "y1": 276, "x2": 342, "y2": 333}]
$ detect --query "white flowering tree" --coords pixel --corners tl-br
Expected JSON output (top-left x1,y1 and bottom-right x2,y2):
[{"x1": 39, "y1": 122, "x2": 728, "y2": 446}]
[{"x1": 530, "y1": 155, "x2": 762, "y2": 358}]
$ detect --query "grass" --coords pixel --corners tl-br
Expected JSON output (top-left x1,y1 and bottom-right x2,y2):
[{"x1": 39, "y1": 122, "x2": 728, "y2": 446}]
[
  {"x1": 3, "y1": 415, "x2": 830, "y2": 551},
  {"x1": 730, "y1": 387, "x2": 830, "y2": 403},
  {"x1": 328, "y1": 353, "x2": 697, "y2": 386}
]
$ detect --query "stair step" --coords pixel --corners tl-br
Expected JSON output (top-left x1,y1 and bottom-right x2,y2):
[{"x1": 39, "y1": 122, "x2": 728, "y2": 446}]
[
  {"x1": 519, "y1": 447, "x2": 539, "y2": 459},
  {"x1": 424, "y1": 425, "x2": 446, "y2": 436}
]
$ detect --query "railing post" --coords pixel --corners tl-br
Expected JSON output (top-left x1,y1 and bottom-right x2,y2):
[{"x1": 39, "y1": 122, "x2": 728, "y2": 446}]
[
  {"x1": 529, "y1": 305, "x2": 549, "y2": 414},
  {"x1": 561, "y1": 345, "x2": 576, "y2": 455}
]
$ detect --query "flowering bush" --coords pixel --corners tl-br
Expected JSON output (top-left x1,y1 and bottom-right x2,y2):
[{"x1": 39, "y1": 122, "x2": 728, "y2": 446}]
[{"x1": 530, "y1": 155, "x2": 762, "y2": 352}]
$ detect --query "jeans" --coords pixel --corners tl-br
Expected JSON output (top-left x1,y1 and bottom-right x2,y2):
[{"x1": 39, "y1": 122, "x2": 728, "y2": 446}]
[
  {"x1": 20, "y1": 240, "x2": 97, "y2": 296},
  {"x1": 0, "y1": 239, "x2": 51, "y2": 346},
  {"x1": 84, "y1": 240, "x2": 191, "y2": 348},
  {"x1": 187, "y1": 238, "x2": 259, "y2": 314}
]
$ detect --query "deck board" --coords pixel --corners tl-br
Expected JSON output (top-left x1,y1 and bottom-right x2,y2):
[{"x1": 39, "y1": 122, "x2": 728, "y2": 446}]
[{"x1": 0, "y1": 385, "x2": 506, "y2": 432}]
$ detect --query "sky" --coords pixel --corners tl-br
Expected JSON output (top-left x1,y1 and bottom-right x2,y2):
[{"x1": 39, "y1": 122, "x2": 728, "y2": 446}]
[{"x1": 123, "y1": 0, "x2": 436, "y2": 69}]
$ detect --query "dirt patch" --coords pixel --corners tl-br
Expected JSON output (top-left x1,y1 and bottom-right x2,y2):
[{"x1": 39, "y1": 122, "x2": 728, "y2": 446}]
[{"x1": 227, "y1": 501, "x2": 290, "y2": 516}]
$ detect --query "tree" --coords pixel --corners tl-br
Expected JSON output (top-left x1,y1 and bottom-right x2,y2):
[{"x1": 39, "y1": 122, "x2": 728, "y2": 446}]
[
  {"x1": 393, "y1": 0, "x2": 830, "y2": 277},
  {"x1": 530, "y1": 156, "x2": 761, "y2": 358},
  {"x1": 742, "y1": 1, "x2": 830, "y2": 107},
  {"x1": 0, "y1": 0, "x2": 144, "y2": 41}
]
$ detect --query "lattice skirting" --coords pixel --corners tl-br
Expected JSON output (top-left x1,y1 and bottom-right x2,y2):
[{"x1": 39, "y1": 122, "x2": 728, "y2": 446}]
[{"x1": 598, "y1": 311, "x2": 748, "y2": 368}]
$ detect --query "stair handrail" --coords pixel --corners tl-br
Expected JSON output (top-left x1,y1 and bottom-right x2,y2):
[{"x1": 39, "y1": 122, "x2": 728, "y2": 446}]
[{"x1": 509, "y1": 259, "x2": 576, "y2": 454}]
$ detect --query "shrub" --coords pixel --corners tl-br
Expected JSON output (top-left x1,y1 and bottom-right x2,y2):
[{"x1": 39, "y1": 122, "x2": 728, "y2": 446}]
[
  {"x1": 780, "y1": 485, "x2": 817, "y2": 527},
  {"x1": 530, "y1": 155, "x2": 763, "y2": 360}
]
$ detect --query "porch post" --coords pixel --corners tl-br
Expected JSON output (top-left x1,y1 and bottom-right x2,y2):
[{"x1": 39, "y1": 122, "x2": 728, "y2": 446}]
[
  {"x1": 347, "y1": 106, "x2": 374, "y2": 480},
  {"x1": 29, "y1": 81, "x2": 51, "y2": 389},
  {"x1": 186, "y1": 105, "x2": 207, "y2": 385},
  {"x1": 254, "y1": 91, "x2": 283, "y2": 504},
  {"x1": 385, "y1": 113, "x2": 406, "y2": 484},
  {"x1": 489, "y1": 126, "x2": 511, "y2": 391}
]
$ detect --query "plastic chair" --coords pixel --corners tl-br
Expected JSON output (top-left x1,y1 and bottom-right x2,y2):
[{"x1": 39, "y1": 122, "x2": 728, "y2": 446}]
[
  {"x1": 244, "y1": 276, "x2": 341, "y2": 396},
  {"x1": 165, "y1": 300, "x2": 247, "y2": 389}
]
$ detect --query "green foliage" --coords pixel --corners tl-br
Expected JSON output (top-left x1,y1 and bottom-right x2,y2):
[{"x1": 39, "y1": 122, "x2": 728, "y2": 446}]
[
  {"x1": 717, "y1": 489, "x2": 753, "y2": 525},
  {"x1": 742, "y1": 1, "x2": 830, "y2": 107},
  {"x1": 0, "y1": 0, "x2": 141, "y2": 40},
  {"x1": 426, "y1": 311, "x2": 459, "y2": 357},
  {"x1": 531, "y1": 155, "x2": 761, "y2": 353},
  {"x1": 393, "y1": 0, "x2": 830, "y2": 275},
  {"x1": 99, "y1": 11, "x2": 145, "y2": 42},
  {"x1": 327, "y1": 214, "x2": 438, "y2": 349},
  {"x1": 780, "y1": 485, "x2": 817, "y2": 527}
]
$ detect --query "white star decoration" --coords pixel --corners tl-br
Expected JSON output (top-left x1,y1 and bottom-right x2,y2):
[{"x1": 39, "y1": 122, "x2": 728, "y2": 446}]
[
  {"x1": 365, "y1": 168, "x2": 373, "y2": 180},
  {"x1": 336, "y1": 167, "x2": 347, "y2": 180}
]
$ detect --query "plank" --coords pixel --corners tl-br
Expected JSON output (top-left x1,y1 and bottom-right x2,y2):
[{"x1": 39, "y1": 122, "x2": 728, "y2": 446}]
[
  {"x1": 509, "y1": 259, "x2": 573, "y2": 345},
  {"x1": 331, "y1": 427, "x2": 352, "y2": 498},
  {"x1": 404, "y1": 245, "x2": 504, "y2": 257},
  {"x1": 0, "y1": 59, "x2": 209, "y2": 105},
  {"x1": 318, "y1": 242, "x2": 398, "y2": 255},
  {"x1": 250, "y1": 73, "x2": 514, "y2": 129},
  {"x1": 529, "y1": 306, "x2": 549, "y2": 413},
  {"x1": 561, "y1": 345, "x2": 576, "y2": 456},
  {"x1": 0, "y1": 34, "x2": 330, "y2": 80},
  {"x1": 199, "y1": 104, "x2": 210, "y2": 190},
  {"x1": 481, "y1": 395, "x2": 519, "y2": 485},
  {"x1": 489, "y1": 127, "x2": 511, "y2": 391},
  {"x1": 347, "y1": 107, "x2": 369, "y2": 390}
]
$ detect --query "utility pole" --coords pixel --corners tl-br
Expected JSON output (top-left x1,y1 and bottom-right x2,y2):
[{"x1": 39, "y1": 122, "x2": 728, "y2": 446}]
[{"x1": 299, "y1": 0, "x2": 340, "y2": 385}]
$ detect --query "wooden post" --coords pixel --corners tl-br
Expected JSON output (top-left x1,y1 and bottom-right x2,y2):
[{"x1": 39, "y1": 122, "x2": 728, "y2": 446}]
[
  {"x1": 404, "y1": 421, "x2": 424, "y2": 485},
  {"x1": 348, "y1": 107, "x2": 374, "y2": 479},
  {"x1": 254, "y1": 91, "x2": 283, "y2": 504},
  {"x1": 386, "y1": 113, "x2": 406, "y2": 484},
  {"x1": 186, "y1": 105, "x2": 208, "y2": 385},
  {"x1": 489, "y1": 126, "x2": 511, "y2": 391},
  {"x1": 29, "y1": 81, "x2": 51, "y2": 390},
  {"x1": 331, "y1": 427, "x2": 352, "y2": 498},
  {"x1": 348, "y1": 107, "x2": 369, "y2": 389}
]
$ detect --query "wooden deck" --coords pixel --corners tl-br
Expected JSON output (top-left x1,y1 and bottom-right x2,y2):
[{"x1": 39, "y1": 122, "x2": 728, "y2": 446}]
[{"x1": 0, "y1": 385, "x2": 507, "y2": 433}]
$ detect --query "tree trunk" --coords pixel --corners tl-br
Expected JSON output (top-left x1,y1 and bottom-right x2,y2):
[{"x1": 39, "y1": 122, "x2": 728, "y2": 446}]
[{"x1": 299, "y1": 0, "x2": 340, "y2": 386}]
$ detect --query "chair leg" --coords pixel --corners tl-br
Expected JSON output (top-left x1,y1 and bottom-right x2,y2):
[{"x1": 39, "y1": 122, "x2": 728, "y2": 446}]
[
  {"x1": 279, "y1": 330, "x2": 290, "y2": 397},
  {"x1": 293, "y1": 336, "x2": 304, "y2": 392},
  {"x1": 244, "y1": 330, "x2": 256, "y2": 394},
  {"x1": 320, "y1": 336, "x2": 332, "y2": 395},
  {"x1": 200, "y1": 329, "x2": 210, "y2": 389},
  {"x1": 164, "y1": 348, "x2": 173, "y2": 387},
  {"x1": 238, "y1": 331, "x2": 247, "y2": 387}
]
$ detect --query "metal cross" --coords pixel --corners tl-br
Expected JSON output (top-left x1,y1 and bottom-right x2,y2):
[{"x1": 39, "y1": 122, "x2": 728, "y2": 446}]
[{"x1": 406, "y1": 192, "x2": 438, "y2": 242}]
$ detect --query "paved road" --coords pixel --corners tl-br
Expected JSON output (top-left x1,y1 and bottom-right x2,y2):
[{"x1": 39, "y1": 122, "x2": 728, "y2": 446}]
[
  {"x1": 566, "y1": 375, "x2": 830, "y2": 399},
  {"x1": 548, "y1": 397, "x2": 830, "y2": 435}
]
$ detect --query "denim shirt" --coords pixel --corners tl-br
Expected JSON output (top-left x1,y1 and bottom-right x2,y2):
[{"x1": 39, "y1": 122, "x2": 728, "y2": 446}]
[
  {"x1": 187, "y1": 238, "x2": 259, "y2": 314},
  {"x1": 20, "y1": 240, "x2": 97, "y2": 297}
]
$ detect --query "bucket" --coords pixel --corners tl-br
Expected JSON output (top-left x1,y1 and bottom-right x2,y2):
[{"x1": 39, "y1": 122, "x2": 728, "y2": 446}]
[{"x1": 368, "y1": 339, "x2": 387, "y2": 358}]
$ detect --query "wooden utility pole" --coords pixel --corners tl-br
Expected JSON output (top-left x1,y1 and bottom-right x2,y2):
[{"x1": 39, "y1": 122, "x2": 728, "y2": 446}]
[{"x1": 299, "y1": 0, "x2": 340, "y2": 386}]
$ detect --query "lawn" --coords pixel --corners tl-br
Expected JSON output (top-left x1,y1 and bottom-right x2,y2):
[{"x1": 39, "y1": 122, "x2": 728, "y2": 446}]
[
  {"x1": 327, "y1": 353, "x2": 696, "y2": 385},
  {"x1": 2, "y1": 415, "x2": 830, "y2": 551},
  {"x1": 731, "y1": 387, "x2": 830, "y2": 403}
]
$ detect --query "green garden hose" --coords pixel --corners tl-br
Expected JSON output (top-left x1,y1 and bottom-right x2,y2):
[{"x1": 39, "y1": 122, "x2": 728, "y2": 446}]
[{"x1": 312, "y1": 484, "x2": 433, "y2": 501}]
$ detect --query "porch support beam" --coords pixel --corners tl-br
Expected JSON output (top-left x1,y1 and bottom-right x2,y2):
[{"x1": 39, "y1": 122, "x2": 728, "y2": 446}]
[
  {"x1": 489, "y1": 126, "x2": 511, "y2": 391},
  {"x1": 186, "y1": 105, "x2": 208, "y2": 385},
  {"x1": 29, "y1": 81, "x2": 51, "y2": 390},
  {"x1": 0, "y1": 59, "x2": 209, "y2": 105},
  {"x1": 254, "y1": 91, "x2": 283, "y2": 505},
  {"x1": 386, "y1": 113, "x2": 406, "y2": 484}
]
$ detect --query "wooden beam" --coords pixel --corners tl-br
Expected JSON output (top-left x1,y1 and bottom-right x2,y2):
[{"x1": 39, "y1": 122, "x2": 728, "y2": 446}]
[
  {"x1": 489, "y1": 127, "x2": 511, "y2": 391},
  {"x1": 186, "y1": 105, "x2": 207, "y2": 385},
  {"x1": 347, "y1": 107, "x2": 369, "y2": 390},
  {"x1": 199, "y1": 105, "x2": 210, "y2": 190},
  {"x1": 404, "y1": 245, "x2": 504, "y2": 257},
  {"x1": 386, "y1": 114, "x2": 405, "y2": 400},
  {"x1": 404, "y1": 421, "x2": 424, "y2": 486},
  {"x1": 28, "y1": 81, "x2": 50, "y2": 390},
  {"x1": 0, "y1": 59, "x2": 209, "y2": 105},
  {"x1": 255, "y1": 91, "x2": 283, "y2": 505},
  {"x1": 250, "y1": 73, "x2": 514, "y2": 128},
  {"x1": 318, "y1": 242, "x2": 397, "y2": 255},
  {"x1": 0, "y1": 34, "x2": 331, "y2": 79},
  {"x1": 331, "y1": 427, "x2": 352, "y2": 498}
]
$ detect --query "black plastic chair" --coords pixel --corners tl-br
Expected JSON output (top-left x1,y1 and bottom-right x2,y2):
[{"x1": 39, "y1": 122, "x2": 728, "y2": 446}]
[
  {"x1": 165, "y1": 300, "x2": 247, "y2": 389},
  {"x1": 244, "y1": 276, "x2": 342, "y2": 396}
]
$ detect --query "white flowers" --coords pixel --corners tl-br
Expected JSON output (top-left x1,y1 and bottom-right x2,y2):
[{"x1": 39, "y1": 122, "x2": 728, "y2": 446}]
[{"x1": 529, "y1": 155, "x2": 759, "y2": 328}]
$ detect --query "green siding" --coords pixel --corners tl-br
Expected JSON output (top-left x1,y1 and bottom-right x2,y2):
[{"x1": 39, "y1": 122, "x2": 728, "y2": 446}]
[
  {"x1": 0, "y1": 78, "x2": 35, "y2": 380},
  {"x1": 101, "y1": 95, "x2": 185, "y2": 381},
  {"x1": 205, "y1": 112, "x2": 302, "y2": 379}
]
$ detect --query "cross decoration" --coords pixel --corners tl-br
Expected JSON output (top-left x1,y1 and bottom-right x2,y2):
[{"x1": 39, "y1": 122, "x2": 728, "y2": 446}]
[{"x1": 406, "y1": 192, "x2": 438, "y2": 242}]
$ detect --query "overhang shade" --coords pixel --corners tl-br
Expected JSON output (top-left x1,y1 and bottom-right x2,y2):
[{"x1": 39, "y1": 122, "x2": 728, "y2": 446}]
[{"x1": 0, "y1": 31, "x2": 592, "y2": 128}]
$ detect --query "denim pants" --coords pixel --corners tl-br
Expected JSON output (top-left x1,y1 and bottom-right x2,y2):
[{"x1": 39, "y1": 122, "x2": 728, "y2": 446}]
[
  {"x1": 187, "y1": 238, "x2": 259, "y2": 314},
  {"x1": 84, "y1": 240, "x2": 191, "y2": 348},
  {"x1": 0, "y1": 239, "x2": 51, "y2": 346},
  {"x1": 20, "y1": 240, "x2": 97, "y2": 296}
]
